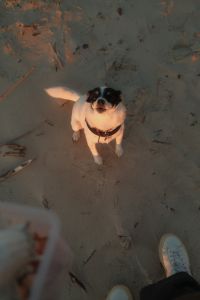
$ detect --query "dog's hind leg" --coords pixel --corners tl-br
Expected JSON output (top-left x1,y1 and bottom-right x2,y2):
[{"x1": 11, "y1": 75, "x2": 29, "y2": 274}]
[{"x1": 115, "y1": 125, "x2": 124, "y2": 157}]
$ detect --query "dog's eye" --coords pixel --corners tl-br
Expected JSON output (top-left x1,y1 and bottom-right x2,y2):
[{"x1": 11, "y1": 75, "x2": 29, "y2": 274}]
[{"x1": 92, "y1": 92, "x2": 99, "y2": 100}]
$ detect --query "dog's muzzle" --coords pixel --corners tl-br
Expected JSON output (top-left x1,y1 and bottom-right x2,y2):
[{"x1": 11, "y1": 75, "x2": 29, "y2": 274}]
[
  {"x1": 94, "y1": 98, "x2": 107, "y2": 113},
  {"x1": 97, "y1": 98, "x2": 105, "y2": 106}
]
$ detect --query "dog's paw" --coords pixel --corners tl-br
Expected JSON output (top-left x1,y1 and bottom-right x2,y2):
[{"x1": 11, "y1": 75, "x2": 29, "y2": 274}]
[
  {"x1": 115, "y1": 145, "x2": 124, "y2": 157},
  {"x1": 72, "y1": 131, "x2": 80, "y2": 143},
  {"x1": 94, "y1": 155, "x2": 103, "y2": 165}
]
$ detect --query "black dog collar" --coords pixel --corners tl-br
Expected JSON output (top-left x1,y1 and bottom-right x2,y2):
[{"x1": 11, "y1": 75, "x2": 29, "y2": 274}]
[{"x1": 85, "y1": 119, "x2": 121, "y2": 142}]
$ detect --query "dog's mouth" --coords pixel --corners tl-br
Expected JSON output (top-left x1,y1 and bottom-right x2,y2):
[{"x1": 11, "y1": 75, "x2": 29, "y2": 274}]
[{"x1": 96, "y1": 107, "x2": 106, "y2": 113}]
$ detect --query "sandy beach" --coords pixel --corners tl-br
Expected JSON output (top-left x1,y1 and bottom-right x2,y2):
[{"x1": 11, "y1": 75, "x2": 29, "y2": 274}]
[{"x1": 0, "y1": 0, "x2": 200, "y2": 299}]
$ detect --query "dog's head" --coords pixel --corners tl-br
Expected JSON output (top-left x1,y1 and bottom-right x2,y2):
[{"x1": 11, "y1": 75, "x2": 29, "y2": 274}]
[{"x1": 86, "y1": 86, "x2": 122, "y2": 113}]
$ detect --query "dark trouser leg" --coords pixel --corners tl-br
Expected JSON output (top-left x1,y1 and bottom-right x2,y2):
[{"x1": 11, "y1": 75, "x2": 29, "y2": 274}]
[{"x1": 140, "y1": 272, "x2": 200, "y2": 300}]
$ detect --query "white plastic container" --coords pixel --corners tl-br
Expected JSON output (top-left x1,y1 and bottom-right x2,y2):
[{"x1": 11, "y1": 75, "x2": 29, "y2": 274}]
[{"x1": 0, "y1": 202, "x2": 71, "y2": 300}]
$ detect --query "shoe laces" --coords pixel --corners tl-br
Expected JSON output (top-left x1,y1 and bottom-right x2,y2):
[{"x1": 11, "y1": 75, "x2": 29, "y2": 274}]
[{"x1": 168, "y1": 246, "x2": 188, "y2": 274}]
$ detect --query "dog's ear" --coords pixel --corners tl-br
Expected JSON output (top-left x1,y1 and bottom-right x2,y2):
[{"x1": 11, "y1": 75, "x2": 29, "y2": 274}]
[
  {"x1": 86, "y1": 88, "x2": 99, "y2": 103},
  {"x1": 86, "y1": 90, "x2": 94, "y2": 103},
  {"x1": 115, "y1": 90, "x2": 122, "y2": 96},
  {"x1": 112, "y1": 89, "x2": 122, "y2": 106},
  {"x1": 108, "y1": 89, "x2": 122, "y2": 97}
]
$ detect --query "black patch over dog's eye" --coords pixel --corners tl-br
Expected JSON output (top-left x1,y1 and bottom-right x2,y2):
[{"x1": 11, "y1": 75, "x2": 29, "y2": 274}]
[
  {"x1": 104, "y1": 88, "x2": 122, "y2": 106},
  {"x1": 86, "y1": 88, "x2": 100, "y2": 103}
]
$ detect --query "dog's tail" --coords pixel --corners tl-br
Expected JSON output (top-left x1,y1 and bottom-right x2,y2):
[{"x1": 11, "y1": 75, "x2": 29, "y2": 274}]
[{"x1": 45, "y1": 86, "x2": 81, "y2": 102}]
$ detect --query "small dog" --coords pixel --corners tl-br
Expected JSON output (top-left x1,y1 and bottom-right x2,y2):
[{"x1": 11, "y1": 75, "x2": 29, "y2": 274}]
[{"x1": 45, "y1": 86, "x2": 126, "y2": 165}]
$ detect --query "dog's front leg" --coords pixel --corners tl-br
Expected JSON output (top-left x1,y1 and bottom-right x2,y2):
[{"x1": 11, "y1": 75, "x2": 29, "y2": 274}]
[
  {"x1": 71, "y1": 118, "x2": 82, "y2": 142},
  {"x1": 86, "y1": 140, "x2": 103, "y2": 165},
  {"x1": 115, "y1": 125, "x2": 124, "y2": 157}
]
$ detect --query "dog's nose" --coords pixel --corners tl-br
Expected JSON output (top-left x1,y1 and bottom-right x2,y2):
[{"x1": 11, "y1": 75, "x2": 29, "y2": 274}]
[{"x1": 97, "y1": 98, "x2": 105, "y2": 105}]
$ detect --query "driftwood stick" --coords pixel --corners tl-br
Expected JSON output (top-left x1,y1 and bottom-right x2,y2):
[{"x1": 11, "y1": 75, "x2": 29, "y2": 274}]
[
  {"x1": 152, "y1": 139, "x2": 172, "y2": 145},
  {"x1": 0, "y1": 67, "x2": 35, "y2": 103},
  {"x1": 83, "y1": 249, "x2": 96, "y2": 265},
  {"x1": 68, "y1": 272, "x2": 87, "y2": 292},
  {"x1": 0, "y1": 144, "x2": 26, "y2": 157},
  {"x1": 49, "y1": 42, "x2": 64, "y2": 70},
  {"x1": 0, "y1": 159, "x2": 35, "y2": 182}
]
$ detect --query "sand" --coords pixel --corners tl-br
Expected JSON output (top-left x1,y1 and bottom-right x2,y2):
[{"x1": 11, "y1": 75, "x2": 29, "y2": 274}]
[{"x1": 0, "y1": 0, "x2": 200, "y2": 299}]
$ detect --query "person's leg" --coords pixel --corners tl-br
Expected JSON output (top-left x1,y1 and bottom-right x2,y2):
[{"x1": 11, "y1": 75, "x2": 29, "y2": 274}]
[
  {"x1": 140, "y1": 234, "x2": 200, "y2": 300},
  {"x1": 106, "y1": 285, "x2": 134, "y2": 300}
]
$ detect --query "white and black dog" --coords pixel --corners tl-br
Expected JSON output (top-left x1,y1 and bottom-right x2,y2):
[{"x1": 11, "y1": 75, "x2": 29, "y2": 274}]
[{"x1": 45, "y1": 86, "x2": 126, "y2": 165}]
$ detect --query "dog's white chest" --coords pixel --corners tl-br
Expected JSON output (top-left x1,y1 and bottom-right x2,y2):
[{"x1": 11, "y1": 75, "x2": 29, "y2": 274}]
[{"x1": 96, "y1": 135, "x2": 113, "y2": 144}]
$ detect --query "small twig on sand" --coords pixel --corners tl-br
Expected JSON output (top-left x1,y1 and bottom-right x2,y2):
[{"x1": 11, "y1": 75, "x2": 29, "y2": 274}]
[
  {"x1": 0, "y1": 158, "x2": 35, "y2": 182},
  {"x1": 49, "y1": 42, "x2": 64, "y2": 70},
  {"x1": 152, "y1": 139, "x2": 172, "y2": 145},
  {"x1": 42, "y1": 197, "x2": 50, "y2": 210},
  {"x1": 0, "y1": 67, "x2": 35, "y2": 103},
  {"x1": 83, "y1": 249, "x2": 96, "y2": 265},
  {"x1": 45, "y1": 119, "x2": 54, "y2": 126},
  {"x1": 68, "y1": 272, "x2": 87, "y2": 293}
]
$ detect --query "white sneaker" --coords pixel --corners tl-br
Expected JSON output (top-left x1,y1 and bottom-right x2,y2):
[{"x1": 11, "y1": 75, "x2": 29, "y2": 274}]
[
  {"x1": 159, "y1": 233, "x2": 191, "y2": 277},
  {"x1": 106, "y1": 285, "x2": 133, "y2": 300}
]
